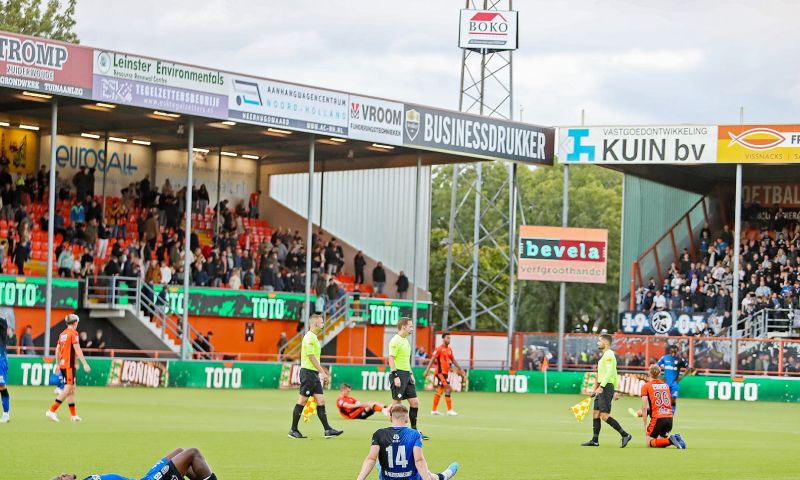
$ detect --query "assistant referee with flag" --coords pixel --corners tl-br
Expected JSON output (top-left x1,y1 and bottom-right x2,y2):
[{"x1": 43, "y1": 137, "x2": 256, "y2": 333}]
[{"x1": 581, "y1": 334, "x2": 632, "y2": 448}]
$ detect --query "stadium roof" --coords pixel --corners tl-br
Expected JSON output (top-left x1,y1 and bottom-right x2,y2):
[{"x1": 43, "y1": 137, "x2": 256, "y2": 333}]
[{"x1": 0, "y1": 30, "x2": 555, "y2": 174}]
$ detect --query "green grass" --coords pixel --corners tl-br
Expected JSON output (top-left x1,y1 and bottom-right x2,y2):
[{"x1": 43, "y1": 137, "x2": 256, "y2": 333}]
[{"x1": 3, "y1": 386, "x2": 799, "y2": 479}]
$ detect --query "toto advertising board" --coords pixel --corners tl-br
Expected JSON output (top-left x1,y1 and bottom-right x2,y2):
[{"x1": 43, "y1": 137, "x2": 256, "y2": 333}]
[
  {"x1": 403, "y1": 104, "x2": 554, "y2": 165},
  {"x1": 517, "y1": 226, "x2": 608, "y2": 283},
  {"x1": 458, "y1": 10, "x2": 518, "y2": 50},
  {"x1": 0, "y1": 32, "x2": 93, "y2": 98},
  {"x1": 228, "y1": 75, "x2": 349, "y2": 136},
  {"x1": 92, "y1": 50, "x2": 228, "y2": 118},
  {"x1": 558, "y1": 125, "x2": 718, "y2": 164}
]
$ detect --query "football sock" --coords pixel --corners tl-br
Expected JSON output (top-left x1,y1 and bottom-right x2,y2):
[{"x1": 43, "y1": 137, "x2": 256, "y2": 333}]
[
  {"x1": 592, "y1": 418, "x2": 601, "y2": 442},
  {"x1": 291, "y1": 403, "x2": 303, "y2": 431},
  {"x1": 432, "y1": 388, "x2": 442, "y2": 410},
  {"x1": 50, "y1": 399, "x2": 63, "y2": 413},
  {"x1": 374, "y1": 404, "x2": 384, "y2": 412},
  {"x1": 410, "y1": 407, "x2": 418, "y2": 430},
  {"x1": 68, "y1": 404, "x2": 76, "y2": 416},
  {"x1": 604, "y1": 417, "x2": 628, "y2": 437},
  {"x1": 650, "y1": 438, "x2": 671, "y2": 448},
  {"x1": 0, "y1": 389, "x2": 9, "y2": 413},
  {"x1": 203, "y1": 474, "x2": 217, "y2": 480},
  {"x1": 317, "y1": 405, "x2": 332, "y2": 430},
  {"x1": 445, "y1": 395, "x2": 452, "y2": 410}
]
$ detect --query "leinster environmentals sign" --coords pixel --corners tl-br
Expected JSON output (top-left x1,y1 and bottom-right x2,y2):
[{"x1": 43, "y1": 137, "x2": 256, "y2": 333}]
[
  {"x1": 517, "y1": 226, "x2": 608, "y2": 284},
  {"x1": 92, "y1": 50, "x2": 228, "y2": 118},
  {"x1": 403, "y1": 104, "x2": 554, "y2": 165},
  {"x1": 558, "y1": 125, "x2": 718, "y2": 164},
  {"x1": 0, "y1": 32, "x2": 93, "y2": 98}
]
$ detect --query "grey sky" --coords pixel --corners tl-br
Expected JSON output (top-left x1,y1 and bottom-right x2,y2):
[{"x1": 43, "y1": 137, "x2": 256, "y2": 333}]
[{"x1": 76, "y1": 0, "x2": 800, "y2": 126}]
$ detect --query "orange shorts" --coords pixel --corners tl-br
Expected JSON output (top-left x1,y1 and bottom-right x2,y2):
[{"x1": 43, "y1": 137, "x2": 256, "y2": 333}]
[{"x1": 60, "y1": 368, "x2": 75, "y2": 386}]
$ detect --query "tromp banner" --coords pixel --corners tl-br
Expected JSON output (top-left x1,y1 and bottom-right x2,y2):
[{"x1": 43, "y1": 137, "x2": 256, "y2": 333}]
[{"x1": 518, "y1": 226, "x2": 608, "y2": 284}]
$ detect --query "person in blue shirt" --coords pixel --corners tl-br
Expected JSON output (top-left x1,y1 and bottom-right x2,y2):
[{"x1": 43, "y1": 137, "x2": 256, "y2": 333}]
[
  {"x1": 631, "y1": 344, "x2": 689, "y2": 419},
  {"x1": 356, "y1": 404, "x2": 458, "y2": 480},
  {"x1": 656, "y1": 344, "x2": 689, "y2": 413},
  {"x1": 0, "y1": 317, "x2": 10, "y2": 423},
  {"x1": 52, "y1": 447, "x2": 218, "y2": 480}
]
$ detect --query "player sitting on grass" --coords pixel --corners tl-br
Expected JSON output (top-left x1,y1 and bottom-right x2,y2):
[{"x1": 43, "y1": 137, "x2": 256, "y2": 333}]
[
  {"x1": 337, "y1": 383, "x2": 389, "y2": 419},
  {"x1": 641, "y1": 364, "x2": 686, "y2": 449},
  {"x1": 355, "y1": 404, "x2": 459, "y2": 480},
  {"x1": 52, "y1": 447, "x2": 218, "y2": 480}
]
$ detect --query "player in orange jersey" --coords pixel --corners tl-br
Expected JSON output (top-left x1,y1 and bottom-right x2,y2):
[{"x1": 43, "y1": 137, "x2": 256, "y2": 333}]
[
  {"x1": 46, "y1": 314, "x2": 91, "y2": 423},
  {"x1": 641, "y1": 364, "x2": 686, "y2": 449},
  {"x1": 336, "y1": 383, "x2": 389, "y2": 419},
  {"x1": 423, "y1": 332, "x2": 465, "y2": 416}
]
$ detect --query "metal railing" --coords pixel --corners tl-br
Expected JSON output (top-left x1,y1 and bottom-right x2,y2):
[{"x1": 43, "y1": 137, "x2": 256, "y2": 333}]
[
  {"x1": 84, "y1": 275, "x2": 203, "y2": 349},
  {"x1": 629, "y1": 195, "x2": 715, "y2": 310},
  {"x1": 738, "y1": 308, "x2": 797, "y2": 338},
  {"x1": 282, "y1": 292, "x2": 355, "y2": 359}
]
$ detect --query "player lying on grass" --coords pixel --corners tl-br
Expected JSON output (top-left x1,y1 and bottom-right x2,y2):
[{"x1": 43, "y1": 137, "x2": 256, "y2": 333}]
[
  {"x1": 641, "y1": 364, "x2": 686, "y2": 449},
  {"x1": 337, "y1": 383, "x2": 390, "y2": 419},
  {"x1": 52, "y1": 447, "x2": 218, "y2": 480},
  {"x1": 355, "y1": 404, "x2": 459, "y2": 480}
]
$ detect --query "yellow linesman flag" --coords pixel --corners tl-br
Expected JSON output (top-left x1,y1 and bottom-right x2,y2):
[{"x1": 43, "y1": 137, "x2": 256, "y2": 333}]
[
  {"x1": 570, "y1": 397, "x2": 593, "y2": 422},
  {"x1": 303, "y1": 396, "x2": 318, "y2": 423}
]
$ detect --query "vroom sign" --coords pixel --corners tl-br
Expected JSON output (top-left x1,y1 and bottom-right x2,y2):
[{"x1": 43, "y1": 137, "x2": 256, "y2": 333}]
[{"x1": 517, "y1": 226, "x2": 608, "y2": 284}]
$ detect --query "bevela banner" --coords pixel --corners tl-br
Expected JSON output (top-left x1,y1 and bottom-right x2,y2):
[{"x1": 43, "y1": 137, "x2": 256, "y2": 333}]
[{"x1": 517, "y1": 226, "x2": 608, "y2": 284}]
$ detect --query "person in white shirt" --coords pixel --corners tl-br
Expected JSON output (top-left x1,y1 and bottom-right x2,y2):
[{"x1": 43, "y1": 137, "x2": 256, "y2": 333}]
[
  {"x1": 160, "y1": 262, "x2": 173, "y2": 285},
  {"x1": 652, "y1": 291, "x2": 667, "y2": 311}
]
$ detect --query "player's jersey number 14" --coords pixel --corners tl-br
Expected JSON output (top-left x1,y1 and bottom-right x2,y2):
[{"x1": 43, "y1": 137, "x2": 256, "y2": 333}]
[{"x1": 385, "y1": 445, "x2": 409, "y2": 469}]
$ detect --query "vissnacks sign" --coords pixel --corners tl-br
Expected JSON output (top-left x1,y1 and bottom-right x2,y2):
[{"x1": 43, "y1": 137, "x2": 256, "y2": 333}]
[
  {"x1": 620, "y1": 310, "x2": 710, "y2": 336},
  {"x1": 0, "y1": 32, "x2": 93, "y2": 98},
  {"x1": 458, "y1": 10, "x2": 519, "y2": 51},
  {"x1": 558, "y1": 125, "x2": 718, "y2": 164},
  {"x1": 517, "y1": 226, "x2": 608, "y2": 284},
  {"x1": 717, "y1": 125, "x2": 800, "y2": 163},
  {"x1": 403, "y1": 104, "x2": 554, "y2": 165},
  {"x1": 93, "y1": 50, "x2": 228, "y2": 118}
]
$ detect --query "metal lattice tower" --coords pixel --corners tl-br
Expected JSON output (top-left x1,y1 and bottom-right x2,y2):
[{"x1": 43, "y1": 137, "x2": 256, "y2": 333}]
[{"x1": 441, "y1": 0, "x2": 521, "y2": 344}]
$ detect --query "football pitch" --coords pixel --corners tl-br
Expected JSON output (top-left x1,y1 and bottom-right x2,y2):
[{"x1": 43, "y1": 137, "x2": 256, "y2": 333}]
[{"x1": 4, "y1": 386, "x2": 799, "y2": 479}]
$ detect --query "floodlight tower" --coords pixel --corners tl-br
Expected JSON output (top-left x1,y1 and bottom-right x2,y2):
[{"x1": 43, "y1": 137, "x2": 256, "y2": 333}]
[{"x1": 441, "y1": 0, "x2": 521, "y2": 362}]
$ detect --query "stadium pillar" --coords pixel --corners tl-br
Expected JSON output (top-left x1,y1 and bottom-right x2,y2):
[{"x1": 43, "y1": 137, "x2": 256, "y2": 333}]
[
  {"x1": 303, "y1": 135, "x2": 315, "y2": 327},
  {"x1": 44, "y1": 99, "x2": 58, "y2": 356},
  {"x1": 411, "y1": 153, "x2": 422, "y2": 352},
  {"x1": 506, "y1": 162, "x2": 518, "y2": 369},
  {"x1": 215, "y1": 146, "x2": 222, "y2": 237},
  {"x1": 440, "y1": 163, "x2": 459, "y2": 331},
  {"x1": 469, "y1": 161, "x2": 482, "y2": 330},
  {"x1": 181, "y1": 119, "x2": 195, "y2": 360},
  {"x1": 557, "y1": 163, "x2": 569, "y2": 372},
  {"x1": 731, "y1": 162, "x2": 742, "y2": 376},
  {"x1": 101, "y1": 131, "x2": 109, "y2": 219}
]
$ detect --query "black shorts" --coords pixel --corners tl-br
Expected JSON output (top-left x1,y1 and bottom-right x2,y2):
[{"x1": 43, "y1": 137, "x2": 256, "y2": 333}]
[
  {"x1": 298, "y1": 368, "x2": 323, "y2": 397},
  {"x1": 390, "y1": 370, "x2": 417, "y2": 401},
  {"x1": 647, "y1": 417, "x2": 673, "y2": 438},
  {"x1": 357, "y1": 408, "x2": 376, "y2": 420},
  {"x1": 593, "y1": 385, "x2": 615, "y2": 413}
]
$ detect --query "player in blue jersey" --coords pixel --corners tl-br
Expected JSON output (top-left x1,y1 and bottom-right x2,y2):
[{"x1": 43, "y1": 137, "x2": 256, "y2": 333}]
[
  {"x1": 0, "y1": 316, "x2": 10, "y2": 423},
  {"x1": 355, "y1": 404, "x2": 459, "y2": 480},
  {"x1": 656, "y1": 344, "x2": 688, "y2": 413},
  {"x1": 52, "y1": 447, "x2": 218, "y2": 480},
  {"x1": 630, "y1": 344, "x2": 690, "y2": 419}
]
